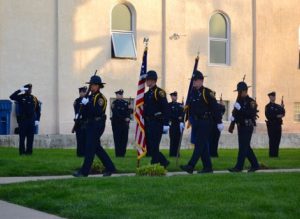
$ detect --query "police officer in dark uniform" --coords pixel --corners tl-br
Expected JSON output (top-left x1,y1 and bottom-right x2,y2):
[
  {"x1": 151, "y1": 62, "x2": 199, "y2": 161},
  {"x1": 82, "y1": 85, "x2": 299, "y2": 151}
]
[
  {"x1": 265, "y1": 92, "x2": 285, "y2": 157},
  {"x1": 228, "y1": 81, "x2": 260, "y2": 172},
  {"x1": 168, "y1": 91, "x2": 184, "y2": 157},
  {"x1": 10, "y1": 84, "x2": 41, "y2": 155},
  {"x1": 73, "y1": 75, "x2": 116, "y2": 177},
  {"x1": 111, "y1": 89, "x2": 130, "y2": 157},
  {"x1": 209, "y1": 98, "x2": 226, "y2": 157},
  {"x1": 73, "y1": 86, "x2": 87, "y2": 157},
  {"x1": 180, "y1": 71, "x2": 224, "y2": 174},
  {"x1": 144, "y1": 70, "x2": 170, "y2": 167}
]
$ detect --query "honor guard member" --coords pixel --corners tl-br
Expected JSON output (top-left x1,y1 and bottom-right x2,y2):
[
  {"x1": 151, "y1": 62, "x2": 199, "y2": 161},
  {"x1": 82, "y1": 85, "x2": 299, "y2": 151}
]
[
  {"x1": 228, "y1": 81, "x2": 260, "y2": 172},
  {"x1": 168, "y1": 91, "x2": 184, "y2": 157},
  {"x1": 180, "y1": 71, "x2": 224, "y2": 174},
  {"x1": 73, "y1": 86, "x2": 87, "y2": 157},
  {"x1": 265, "y1": 92, "x2": 285, "y2": 157},
  {"x1": 73, "y1": 75, "x2": 116, "y2": 177},
  {"x1": 10, "y1": 84, "x2": 41, "y2": 155},
  {"x1": 111, "y1": 89, "x2": 130, "y2": 157},
  {"x1": 143, "y1": 70, "x2": 170, "y2": 168},
  {"x1": 209, "y1": 98, "x2": 226, "y2": 157}
]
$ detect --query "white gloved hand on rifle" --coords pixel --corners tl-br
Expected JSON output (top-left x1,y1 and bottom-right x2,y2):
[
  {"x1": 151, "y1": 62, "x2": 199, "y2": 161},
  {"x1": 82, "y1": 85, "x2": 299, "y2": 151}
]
[
  {"x1": 217, "y1": 123, "x2": 224, "y2": 132},
  {"x1": 180, "y1": 122, "x2": 185, "y2": 133},
  {"x1": 163, "y1": 125, "x2": 170, "y2": 134},
  {"x1": 19, "y1": 87, "x2": 29, "y2": 93},
  {"x1": 230, "y1": 116, "x2": 235, "y2": 122},
  {"x1": 35, "y1": 121, "x2": 39, "y2": 126},
  {"x1": 234, "y1": 102, "x2": 241, "y2": 111},
  {"x1": 81, "y1": 97, "x2": 89, "y2": 105}
]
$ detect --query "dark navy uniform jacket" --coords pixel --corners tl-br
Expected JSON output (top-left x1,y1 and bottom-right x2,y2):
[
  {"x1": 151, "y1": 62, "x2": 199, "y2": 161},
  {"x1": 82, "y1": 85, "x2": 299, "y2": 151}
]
[
  {"x1": 10, "y1": 90, "x2": 41, "y2": 121},
  {"x1": 233, "y1": 96, "x2": 257, "y2": 126},
  {"x1": 111, "y1": 99, "x2": 130, "y2": 121},
  {"x1": 82, "y1": 92, "x2": 107, "y2": 120},
  {"x1": 265, "y1": 102, "x2": 285, "y2": 125},
  {"x1": 168, "y1": 101, "x2": 184, "y2": 123},
  {"x1": 143, "y1": 85, "x2": 170, "y2": 126},
  {"x1": 187, "y1": 86, "x2": 222, "y2": 124},
  {"x1": 74, "y1": 97, "x2": 83, "y2": 116}
]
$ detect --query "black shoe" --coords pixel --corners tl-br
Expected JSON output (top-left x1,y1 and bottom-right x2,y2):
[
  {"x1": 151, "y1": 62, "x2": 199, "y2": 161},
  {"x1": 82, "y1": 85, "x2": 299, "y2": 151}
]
[
  {"x1": 73, "y1": 171, "x2": 88, "y2": 177},
  {"x1": 248, "y1": 166, "x2": 260, "y2": 173},
  {"x1": 210, "y1": 154, "x2": 218, "y2": 158},
  {"x1": 163, "y1": 160, "x2": 170, "y2": 169},
  {"x1": 180, "y1": 165, "x2": 194, "y2": 174},
  {"x1": 198, "y1": 168, "x2": 213, "y2": 174},
  {"x1": 228, "y1": 167, "x2": 242, "y2": 173},
  {"x1": 103, "y1": 169, "x2": 116, "y2": 177}
]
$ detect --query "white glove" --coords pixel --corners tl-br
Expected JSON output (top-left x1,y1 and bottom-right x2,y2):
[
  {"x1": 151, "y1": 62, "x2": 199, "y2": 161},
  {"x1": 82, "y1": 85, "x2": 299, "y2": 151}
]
[
  {"x1": 217, "y1": 123, "x2": 224, "y2": 132},
  {"x1": 81, "y1": 97, "x2": 89, "y2": 105},
  {"x1": 230, "y1": 116, "x2": 235, "y2": 122},
  {"x1": 163, "y1": 126, "x2": 170, "y2": 134},
  {"x1": 75, "y1": 114, "x2": 79, "y2": 119},
  {"x1": 180, "y1": 122, "x2": 185, "y2": 133},
  {"x1": 20, "y1": 87, "x2": 29, "y2": 92},
  {"x1": 35, "y1": 121, "x2": 39, "y2": 126},
  {"x1": 234, "y1": 102, "x2": 241, "y2": 110}
]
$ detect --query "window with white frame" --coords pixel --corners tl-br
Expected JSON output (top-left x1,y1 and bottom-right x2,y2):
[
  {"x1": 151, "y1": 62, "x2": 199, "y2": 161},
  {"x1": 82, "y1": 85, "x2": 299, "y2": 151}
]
[
  {"x1": 209, "y1": 13, "x2": 230, "y2": 65},
  {"x1": 294, "y1": 102, "x2": 300, "y2": 122},
  {"x1": 111, "y1": 4, "x2": 137, "y2": 59}
]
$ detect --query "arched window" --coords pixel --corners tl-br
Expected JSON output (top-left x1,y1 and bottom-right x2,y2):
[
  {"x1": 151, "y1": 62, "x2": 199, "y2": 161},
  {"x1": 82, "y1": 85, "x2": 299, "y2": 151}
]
[
  {"x1": 111, "y1": 3, "x2": 136, "y2": 59},
  {"x1": 209, "y1": 12, "x2": 230, "y2": 65}
]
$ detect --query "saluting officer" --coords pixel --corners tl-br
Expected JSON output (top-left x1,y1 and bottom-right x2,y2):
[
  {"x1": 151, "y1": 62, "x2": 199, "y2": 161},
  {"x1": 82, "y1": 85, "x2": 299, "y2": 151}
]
[
  {"x1": 181, "y1": 71, "x2": 224, "y2": 174},
  {"x1": 10, "y1": 84, "x2": 41, "y2": 155},
  {"x1": 111, "y1": 89, "x2": 130, "y2": 157},
  {"x1": 228, "y1": 81, "x2": 260, "y2": 172},
  {"x1": 209, "y1": 98, "x2": 226, "y2": 157},
  {"x1": 73, "y1": 86, "x2": 87, "y2": 157},
  {"x1": 168, "y1": 91, "x2": 184, "y2": 157},
  {"x1": 73, "y1": 75, "x2": 116, "y2": 177},
  {"x1": 265, "y1": 92, "x2": 285, "y2": 157},
  {"x1": 144, "y1": 70, "x2": 170, "y2": 168}
]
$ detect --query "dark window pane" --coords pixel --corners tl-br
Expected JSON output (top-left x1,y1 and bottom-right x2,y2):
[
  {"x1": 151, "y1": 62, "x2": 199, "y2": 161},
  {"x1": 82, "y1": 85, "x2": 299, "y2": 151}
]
[{"x1": 210, "y1": 40, "x2": 226, "y2": 64}]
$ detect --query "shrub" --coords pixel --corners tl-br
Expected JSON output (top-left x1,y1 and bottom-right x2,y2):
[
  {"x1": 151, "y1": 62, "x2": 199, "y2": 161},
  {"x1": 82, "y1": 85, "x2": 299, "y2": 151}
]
[
  {"x1": 90, "y1": 160, "x2": 105, "y2": 174},
  {"x1": 136, "y1": 164, "x2": 167, "y2": 176}
]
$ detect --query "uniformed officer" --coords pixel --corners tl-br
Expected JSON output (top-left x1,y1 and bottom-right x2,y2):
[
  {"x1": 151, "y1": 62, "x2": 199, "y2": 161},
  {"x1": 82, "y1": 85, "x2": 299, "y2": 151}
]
[
  {"x1": 180, "y1": 71, "x2": 224, "y2": 174},
  {"x1": 143, "y1": 70, "x2": 170, "y2": 167},
  {"x1": 73, "y1": 86, "x2": 87, "y2": 157},
  {"x1": 209, "y1": 98, "x2": 226, "y2": 157},
  {"x1": 228, "y1": 81, "x2": 260, "y2": 172},
  {"x1": 168, "y1": 91, "x2": 184, "y2": 157},
  {"x1": 111, "y1": 89, "x2": 130, "y2": 157},
  {"x1": 265, "y1": 92, "x2": 285, "y2": 157},
  {"x1": 10, "y1": 84, "x2": 41, "y2": 155},
  {"x1": 73, "y1": 75, "x2": 116, "y2": 177}
]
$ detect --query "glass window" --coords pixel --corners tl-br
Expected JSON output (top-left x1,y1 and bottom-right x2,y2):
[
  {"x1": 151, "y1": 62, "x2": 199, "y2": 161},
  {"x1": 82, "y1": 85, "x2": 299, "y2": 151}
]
[
  {"x1": 209, "y1": 13, "x2": 230, "y2": 65},
  {"x1": 111, "y1": 4, "x2": 136, "y2": 59},
  {"x1": 294, "y1": 102, "x2": 300, "y2": 122}
]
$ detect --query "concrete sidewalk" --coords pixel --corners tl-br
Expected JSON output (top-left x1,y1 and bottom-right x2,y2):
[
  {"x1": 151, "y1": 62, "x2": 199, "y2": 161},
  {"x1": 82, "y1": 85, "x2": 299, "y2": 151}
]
[
  {"x1": 0, "y1": 168, "x2": 299, "y2": 185},
  {"x1": 0, "y1": 200, "x2": 65, "y2": 219}
]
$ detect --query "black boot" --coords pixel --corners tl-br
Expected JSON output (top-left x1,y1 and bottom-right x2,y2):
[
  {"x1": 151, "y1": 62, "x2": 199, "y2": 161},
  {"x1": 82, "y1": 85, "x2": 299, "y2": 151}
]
[{"x1": 180, "y1": 165, "x2": 194, "y2": 174}]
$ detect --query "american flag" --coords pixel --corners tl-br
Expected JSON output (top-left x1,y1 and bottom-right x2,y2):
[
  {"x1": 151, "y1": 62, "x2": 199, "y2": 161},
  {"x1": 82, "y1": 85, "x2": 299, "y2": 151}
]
[{"x1": 134, "y1": 47, "x2": 148, "y2": 160}]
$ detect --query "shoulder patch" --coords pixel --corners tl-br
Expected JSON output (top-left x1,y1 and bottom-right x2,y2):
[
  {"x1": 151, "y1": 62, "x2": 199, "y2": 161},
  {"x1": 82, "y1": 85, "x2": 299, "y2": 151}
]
[
  {"x1": 98, "y1": 98, "x2": 104, "y2": 106},
  {"x1": 159, "y1": 90, "x2": 166, "y2": 98}
]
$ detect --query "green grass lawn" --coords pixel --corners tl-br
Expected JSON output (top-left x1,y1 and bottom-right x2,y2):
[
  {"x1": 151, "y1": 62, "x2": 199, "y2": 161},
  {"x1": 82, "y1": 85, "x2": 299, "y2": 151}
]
[
  {"x1": 0, "y1": 147, "x2": 299, "y2": 176},
  {"x1": 0, "y1": 173, "x2": 299, "y2": 219}
]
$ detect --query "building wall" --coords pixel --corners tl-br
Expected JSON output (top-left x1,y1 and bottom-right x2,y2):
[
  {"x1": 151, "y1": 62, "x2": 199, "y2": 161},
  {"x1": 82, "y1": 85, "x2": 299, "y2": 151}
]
[
  {"x1": 255, "y1": 0, "x2": 300, "y2": 132},
  {"x1": 0, "y1": 0, "x2": 298, "y2": 134}
]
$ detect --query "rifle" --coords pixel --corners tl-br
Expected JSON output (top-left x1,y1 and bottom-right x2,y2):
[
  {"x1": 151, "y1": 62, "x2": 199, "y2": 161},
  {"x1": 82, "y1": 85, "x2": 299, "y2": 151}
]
[
  {"x1": 176, "y1": 97, "x2": 185, "y2": 167},
  {"x1": 281, "y1": 96, "x2": 284, "y2": 108},
  {"x1": 71, "y1": 70, "x2": 98, "y2": 133},
  {"x1": 228, "y1": 75, "x2": 245, "y2": 133},
  {"x1": 220, "y1": 93, "x2": 223, "y2": 102}
]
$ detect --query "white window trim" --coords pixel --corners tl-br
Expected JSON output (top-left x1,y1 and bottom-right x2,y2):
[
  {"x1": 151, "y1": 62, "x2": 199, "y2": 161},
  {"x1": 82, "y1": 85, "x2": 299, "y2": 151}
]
[{"x1": 208, "y1": 12, "x2": 231, "y2": 67}]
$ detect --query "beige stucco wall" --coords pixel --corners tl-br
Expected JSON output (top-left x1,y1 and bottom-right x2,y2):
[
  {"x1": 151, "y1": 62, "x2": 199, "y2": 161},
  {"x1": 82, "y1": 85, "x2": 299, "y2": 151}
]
[
  {"x1": 255, "y1": 0, "x2": 300, "y2": 132},
  {"x1": 0, "y1": 0, "x2": 298, "y2": 134}
]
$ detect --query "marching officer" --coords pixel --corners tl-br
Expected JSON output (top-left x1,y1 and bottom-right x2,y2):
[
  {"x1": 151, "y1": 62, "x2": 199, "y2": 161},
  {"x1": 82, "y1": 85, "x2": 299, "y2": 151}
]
[
  {"x1": 209, "y1": 98, "x2": 226, "y2": 157},
  {"x1": 265, "y1": 92, "x2": 285, "y2": 157},
  {"x1": 228, "y1": 81, "x2": 260, "y2": 172},
  {"x1": 143, "y1": 70, "x2": 170, "y2": 168},
  {"x1": 73, "y1": 86, "x2": 87, "y2": 157},
  {"x1": 73, "y1": 75, "x2": 116, "y2": 177},
  {"x1": 168, "y1": 91, "x2": 184, "y2": 157},
  {"x1": 111, "y1": 89, "x2": 130, "y2": 157},
  {"x1": 10, "y1": 84, "x2": 41, "y2": 155},
  {"x1": 180, "y1": 71, "x2": 224, "y2": 174}
]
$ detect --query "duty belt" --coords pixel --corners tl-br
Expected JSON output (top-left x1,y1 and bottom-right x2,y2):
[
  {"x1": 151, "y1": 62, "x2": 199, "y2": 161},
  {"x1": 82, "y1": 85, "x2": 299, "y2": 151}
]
[
  {"x1": 86, "y1": 115, "x2": 106, "y2": 122},
  {"x1": 192, "y1": 112, "x2": 212, "y2": 120},
  {"x1": 238, "y1": 119, "x2": 254, "y2": 127},
  {"x1": 145, "y1": 112, "x2": 163, "y2": 121}
]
